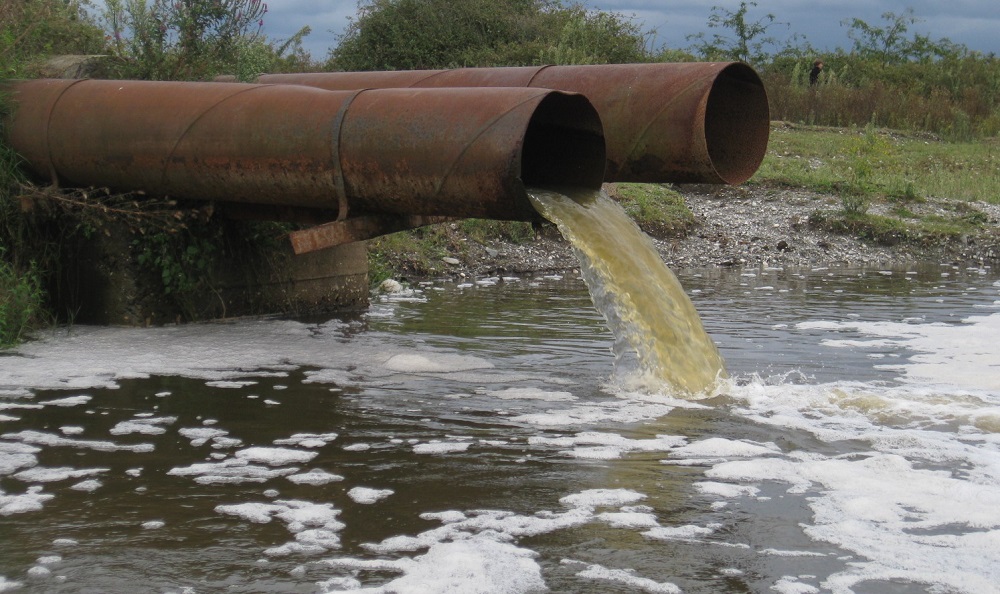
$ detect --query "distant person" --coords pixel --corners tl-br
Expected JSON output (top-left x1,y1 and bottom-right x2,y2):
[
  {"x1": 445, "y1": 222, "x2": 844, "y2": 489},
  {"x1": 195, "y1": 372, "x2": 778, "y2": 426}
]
[{"x1": 809, "y1": 60, "x2": 824, "y2": 86}]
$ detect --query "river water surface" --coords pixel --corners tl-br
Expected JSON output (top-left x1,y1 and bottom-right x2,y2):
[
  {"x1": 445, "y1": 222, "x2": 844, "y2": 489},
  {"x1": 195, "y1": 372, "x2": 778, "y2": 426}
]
[{"x1": 1, "y1": 264, "x2": 999, "y2": 593}]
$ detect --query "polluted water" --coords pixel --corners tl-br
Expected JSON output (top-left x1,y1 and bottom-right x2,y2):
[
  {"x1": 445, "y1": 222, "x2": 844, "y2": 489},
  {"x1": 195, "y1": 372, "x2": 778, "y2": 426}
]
[
  {"x1": 528, "y1": 187, "x2": 726, "y2": 395},
  {"x1": 1, "y1": 212, "x2": 1000, "y2": 591}
]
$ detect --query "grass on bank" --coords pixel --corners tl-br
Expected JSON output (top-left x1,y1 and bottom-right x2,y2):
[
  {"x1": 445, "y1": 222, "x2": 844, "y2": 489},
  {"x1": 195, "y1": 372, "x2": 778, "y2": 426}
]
[
  {"x1": 756, "y1": 122, "x2": 1000, "y2": 204},
  {"x1": 752, "y1": 122, "x2": 999, "y2": 245}
]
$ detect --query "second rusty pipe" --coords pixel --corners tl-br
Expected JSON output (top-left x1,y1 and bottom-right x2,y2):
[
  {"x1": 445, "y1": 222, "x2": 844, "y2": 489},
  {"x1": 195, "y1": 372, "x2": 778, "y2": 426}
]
[
  {"x1": 257, "y1": 62, "x2": 770, "y2": 185},
  {"x1": 3, "y1": 79, "x2": 605, "y2": 221}
]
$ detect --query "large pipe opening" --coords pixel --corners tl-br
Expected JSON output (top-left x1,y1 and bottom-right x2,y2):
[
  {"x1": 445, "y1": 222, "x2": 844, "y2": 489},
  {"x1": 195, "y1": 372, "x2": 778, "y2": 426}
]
[
  {"x1": 521, "y1": 92, "x2": 606, "y2": 192},
  {"x1": 704, "y1": 63, "x2": 770, "y2": 185}
]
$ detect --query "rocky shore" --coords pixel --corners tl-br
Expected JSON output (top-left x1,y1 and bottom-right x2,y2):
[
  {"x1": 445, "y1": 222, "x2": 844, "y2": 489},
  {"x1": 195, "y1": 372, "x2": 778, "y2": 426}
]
[{"x1": 423, "y1": 184, "x2": 1000, "y2": 280}]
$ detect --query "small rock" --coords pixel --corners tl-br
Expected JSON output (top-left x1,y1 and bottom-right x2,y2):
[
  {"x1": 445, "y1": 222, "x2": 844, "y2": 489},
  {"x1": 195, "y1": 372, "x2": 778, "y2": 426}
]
[{"x1": 442, "y1": 257, "x2": 461, "y2": 265}]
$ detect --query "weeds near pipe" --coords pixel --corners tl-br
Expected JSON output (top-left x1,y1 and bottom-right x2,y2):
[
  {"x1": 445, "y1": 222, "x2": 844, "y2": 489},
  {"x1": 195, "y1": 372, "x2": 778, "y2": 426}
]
[
  {"x1": 0, "y1": 92, "x2": 44, "y2": 346},
  {"x1": 608, "y1": 183, "x2": 696, "y2": 237}
]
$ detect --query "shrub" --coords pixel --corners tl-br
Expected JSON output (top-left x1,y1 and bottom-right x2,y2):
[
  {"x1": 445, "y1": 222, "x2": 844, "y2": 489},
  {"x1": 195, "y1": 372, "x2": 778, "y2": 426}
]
[
  {"x1": 0, "y1": 256, "x2": 43, "y2": 347},
  {"x1": 329, "y1": 0, "x2": 653, "y2": 71},
  {"x1": 102, "y1": 0, "x2": 271, "y2": 80}
]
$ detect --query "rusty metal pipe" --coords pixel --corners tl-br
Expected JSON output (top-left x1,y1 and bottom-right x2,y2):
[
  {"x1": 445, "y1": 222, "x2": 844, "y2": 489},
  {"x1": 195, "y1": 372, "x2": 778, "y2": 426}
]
[
  {"x1": 257, "y1": 62, "x2": 770, "y2": 185},
  {"x1": 4, "y1": 79, "x2": 605, "y2": 221}
]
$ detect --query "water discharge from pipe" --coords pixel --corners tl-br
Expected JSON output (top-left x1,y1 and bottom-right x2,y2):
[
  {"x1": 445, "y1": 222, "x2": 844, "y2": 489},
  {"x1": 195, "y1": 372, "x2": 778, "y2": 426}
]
[{"x1": 528, "y1": 187, "x2": 727, "y2": 396}]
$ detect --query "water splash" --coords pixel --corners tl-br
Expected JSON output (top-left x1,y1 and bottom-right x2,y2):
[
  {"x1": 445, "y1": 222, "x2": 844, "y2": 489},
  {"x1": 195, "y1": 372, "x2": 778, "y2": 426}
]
[{"x1": 528, "y1": 187, "x2": 726, "y2": 396}]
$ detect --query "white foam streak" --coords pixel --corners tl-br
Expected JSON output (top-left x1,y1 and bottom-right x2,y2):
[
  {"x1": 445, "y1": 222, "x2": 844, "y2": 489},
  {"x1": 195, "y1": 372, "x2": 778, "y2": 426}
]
[
  {"x1": 566, "y1": 560, "x2": 682, "y2": 594},
  {"x1": 799, "y1": 312, "x2": 1000, "y2": 391}
]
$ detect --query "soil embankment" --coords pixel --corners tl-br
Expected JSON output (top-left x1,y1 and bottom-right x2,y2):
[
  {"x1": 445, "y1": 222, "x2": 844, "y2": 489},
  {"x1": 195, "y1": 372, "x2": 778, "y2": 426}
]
[{"x1": 412, "y1": 184, "x2": 1000, "y2": 280}]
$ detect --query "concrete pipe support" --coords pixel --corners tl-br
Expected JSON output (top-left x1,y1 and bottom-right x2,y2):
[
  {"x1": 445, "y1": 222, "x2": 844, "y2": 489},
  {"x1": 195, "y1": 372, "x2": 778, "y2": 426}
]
[{"x1": 257, "y1": 62, "x2": 770, "y2": 185}]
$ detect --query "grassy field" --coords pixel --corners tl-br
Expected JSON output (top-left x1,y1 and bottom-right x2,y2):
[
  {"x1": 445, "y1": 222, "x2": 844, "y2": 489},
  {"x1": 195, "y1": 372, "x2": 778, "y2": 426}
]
[{"x1": 755, "y1": 122, "x2": 1000, "y2": 204}]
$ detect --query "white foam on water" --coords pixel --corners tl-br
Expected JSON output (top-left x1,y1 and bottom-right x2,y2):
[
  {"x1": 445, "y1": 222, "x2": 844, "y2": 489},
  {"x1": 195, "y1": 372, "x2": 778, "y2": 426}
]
[
  {"x1": 178, "y1": 427, "x2": 230, "y2": 447},
  {"x1": 643, "y1": 524, "x2": 720, "y2": 541},
  {"x1": 0, "y1": 486, "x2": 53, "y2": 515},
  {"x1": 273, "y1": 432, "x2": 339, "y2": 448},
  {"x1": 528, "y1": 431, "x2": 686, "y2": 460},
  {"x1": 595, "y1": 511, "x2": 660, "y2": 529},
  {"x1": 563, "y1": 560, "x2": 682, "y2": 594},
  {"x1": 798, "y1": 311, "x2": 1000, "y2": 391},
  {"x1": 693, "y1": 481, "x2": 760, "y2": 498},
  {"x1": 412, "y1": 441, "x2": 471, "y2": 455},
  {"x1": 347, "y1": 487, "x2": 393, "y2": 505},
  {"x1": 0, "y1": 402, "x2": 41, "y2": 411},
  {"x1": 205, "y1": 380, "x2": 258, "y2": 388},
  {"x1": 70, "y1": 479, "x2": 102, "y2": 492},
  {"x1": 0, "y1": 576, "x2": 23, "y2": 592},
  {"x1": 142, "y1": 520, "x2": 165, "y2": 529},
  {"x1": 670, "y1": 437, "x2": 781, "y2": 460},
  {"x1": 338, "y1": 488, "x2": 663, "y2": 591},
  {"x1": 559, "y1": 489, "x2": 642, "y2": 509},
  {"x1": 39, "y1": 395, "x2": 92, "y2": 407},
  {"x1": 510, "y1": 400, "x2": 677, "y2": 427},
  {"x1": 773, "y1": 576, "x2": 821, "y2": 594},
  {"x1": 0, "y1": 414, "x2": 19, "y2": 422},
  {"x1": 216, "y1": 499, "x2": 345, "y2": 557},
  {"x1": 0, "y1": 441, "x2": 38, "y2": 476},
  {"x1": 167, "y1": 458, "x2": 300, "y2": 485},
  {"x1": 234, "y1": 447, "x2": 318, "y2": 466},
  {"x1": 2, "y1": 430, "x2": 154, "y2": 453},
  {"x1": 13, "y1": 466, "x2": 108, "y2": 483},
  {"x1": 26, "y1": 565, "x2": 50, "y2": 578},
  {"x1": 59, "y1": 426, "x2": 84, "y2": 435},
  {"x1": 695, "y1": 363, "x2": 1000, "y2": 592},
  {"x1": 320, "y1": 537, "x2": 545, "y2": 594},
  {"x1": 109, "y1": 416, "x2": 177, "y2": 436},
  {"x1": 384, "y1": 353, "x2": 493, "y2": 374},
  {"x1": 342, "y1": 443, "x2": 371, "y2": 451},
  {"x1": 487, "y1": 387, "x2": 576, "y2": 401},
  {"x1": 286, "y1": 469, "x2": 344, "y2": 485}
]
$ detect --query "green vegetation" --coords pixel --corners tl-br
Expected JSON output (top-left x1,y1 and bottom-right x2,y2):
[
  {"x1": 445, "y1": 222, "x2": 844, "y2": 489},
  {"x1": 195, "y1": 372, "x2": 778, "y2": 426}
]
[
  {"x1": 0, "y1": 0, "x2": 105, "y2": 78},
  {"x1": 101, "y1": 0, "x2": 315, "y2": 80},
  {"x1": 0, "y1": 254, "x2": 43, "y2": 346},
  {"x1": 330, "y1": 0, "x2": 649, "y2": 70},
  {"x1": 753, "y1": 122, "x2": 997, "y2": 245},
  {"x1": 755, "y1": 123, "x2": 1000, "y2": 204},
  {"x1": 609, "y1": 184, "x2": 696, "y2": 236}
]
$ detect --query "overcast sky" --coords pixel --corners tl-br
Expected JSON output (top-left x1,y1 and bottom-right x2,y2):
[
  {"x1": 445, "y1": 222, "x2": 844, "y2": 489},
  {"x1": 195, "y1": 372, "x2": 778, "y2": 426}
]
[{"x1": 259, "y1": 0, "x2": 999, "y2": 61}]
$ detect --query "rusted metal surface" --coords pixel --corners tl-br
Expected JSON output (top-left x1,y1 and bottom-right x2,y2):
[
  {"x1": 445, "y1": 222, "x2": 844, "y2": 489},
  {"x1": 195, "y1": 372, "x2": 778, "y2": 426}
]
[
  {"x1": 289, "y1": 215, "x2": 456, "y2": 255},
  {"x1": 258, "y1": 62, "x2": 770, "y2": 185},
  {"x1": 4, "y1": 79, "x2": 605, "y2": 223}
]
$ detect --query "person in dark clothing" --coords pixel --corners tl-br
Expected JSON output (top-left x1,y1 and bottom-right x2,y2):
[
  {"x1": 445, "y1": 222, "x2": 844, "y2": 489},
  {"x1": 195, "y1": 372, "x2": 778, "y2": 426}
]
[{"x1": 809, "y1": 60, "x2": 824, "y2": 86}]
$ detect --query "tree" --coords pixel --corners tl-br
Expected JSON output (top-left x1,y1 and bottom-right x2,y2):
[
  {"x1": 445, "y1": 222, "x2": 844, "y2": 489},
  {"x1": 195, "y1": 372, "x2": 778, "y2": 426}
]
[
  {"x1": 841, "y1": 8, "x2": 962, "y2": 65},
  {"x1": 328, "y1": 0, "x2": 653, "y2": 71},
  {"x1": 539, "y1": 7, "x2": 649, "y2": 65},
  {"x1": 687, "y1": 1, "x2": 785, "y2": 65},
  {"x1": 103, "y1": 0, "x2": 270, "y2": 80},
  {"x1": 0, "y1": 0, "x2": 105, "y2": 77}
]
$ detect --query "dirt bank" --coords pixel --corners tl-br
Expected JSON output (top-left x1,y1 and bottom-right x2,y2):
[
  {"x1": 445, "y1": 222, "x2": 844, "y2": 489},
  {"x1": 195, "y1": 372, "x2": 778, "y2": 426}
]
[{"x1": 408, "y1": 184, "x2": 1000, "y2": 281}]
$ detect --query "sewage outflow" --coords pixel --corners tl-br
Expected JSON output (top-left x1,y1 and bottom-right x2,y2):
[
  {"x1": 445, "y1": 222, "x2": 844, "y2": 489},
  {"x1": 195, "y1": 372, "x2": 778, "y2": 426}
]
[{"x1": 529, "y1": 187, "x2": 726, "y2": 394}]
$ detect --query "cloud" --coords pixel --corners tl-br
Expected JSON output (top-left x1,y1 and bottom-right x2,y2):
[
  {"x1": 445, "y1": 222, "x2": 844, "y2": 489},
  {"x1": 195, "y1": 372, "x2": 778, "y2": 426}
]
[{"x1": 262, "y1": 0, "x2": 356, "y2": 58}]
